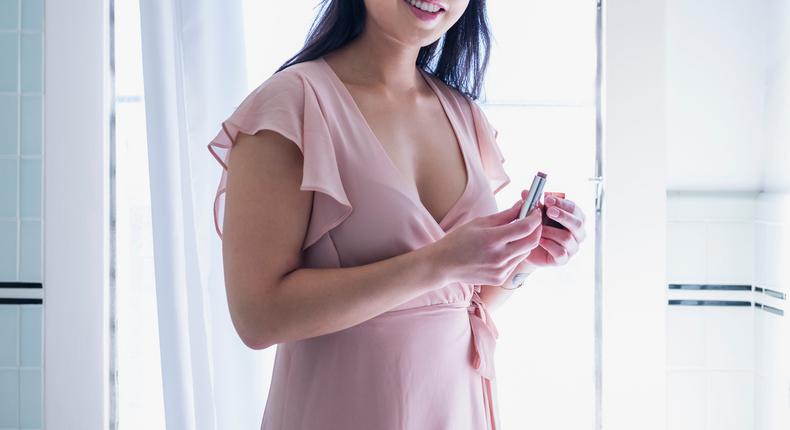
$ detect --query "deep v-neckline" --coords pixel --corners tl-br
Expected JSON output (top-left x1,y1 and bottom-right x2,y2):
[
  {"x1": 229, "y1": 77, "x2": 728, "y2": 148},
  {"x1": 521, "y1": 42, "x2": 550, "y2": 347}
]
[{"x1": 319, "y1": 56, "x2": 472, "y2": 230}]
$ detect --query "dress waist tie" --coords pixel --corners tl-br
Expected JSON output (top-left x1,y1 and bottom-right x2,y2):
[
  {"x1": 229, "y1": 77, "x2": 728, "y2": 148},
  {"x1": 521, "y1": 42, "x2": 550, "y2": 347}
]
[{"x1": 467, "y1": 285, "x2": 500, "y2": 430}]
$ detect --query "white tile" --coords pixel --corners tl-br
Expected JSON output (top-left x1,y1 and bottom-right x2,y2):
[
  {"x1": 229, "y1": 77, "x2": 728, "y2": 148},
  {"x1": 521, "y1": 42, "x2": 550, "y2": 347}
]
[
  {"x1": 667, "y1": 222, "x2": 707, "y2": 283},
  {"x1": 0, "y1": 368, "x2": 19, "y2": 427},
  {"x1": 20, "y1": 304, "x2": 41, "y2": 366},
  {"x1": 0, "y1": 220, "x2": 17, "y2": 280},
  {"x1": 755, "y1": 223, "x2": 776, "y2": 289},
  {"x1": 755, "y1": 223, "x2": 782, "y2": 290},
  {"x1": 755, "y1": 371, "x2": 790, "y2": 430},
  {"x1": 667, "y1": 306, "x2": 706, "y2": 368},
  {"x1": 0, "y1": 305, "x2": 18, "y2": 366},
  {"x1": 760, "y1": 309, "x2": 783, "y2": 379},
  {"x1": 667, "y1": 370, "x2": 706, "y2": 430},
  {"x1": 777, "y1": 225, "x2": 790, "y2": 292},
  {"x1": 753, "y1": 373, "x2": 767, "y2": 430},
  {"x1": 755, "y1": 192, "x2": 790, "y2": 224},
  {"x1": 667, "y1": 289, "x2": 753, "y2": 303},
  {"x1": 757, "y1": 366, "x2": 790, "y2": 430},
  {"x1": 704, "y1": 307, "x2": 754, "y2": 371},
  {"x1": 667, "y1": 192, "x2": 756, "y2": 222},
  {"x1": 19, "y1": 367, "x2": 41, "y2": 428},
  {"x1": 706, "y1": 222, "x2": 754, "y2": 284},
  {"x1": 706, "y1": 371, "x2": 753, "y2": 430},
  {"x1": 753, "y1": 308, "x2": 768, "y2": 377}
]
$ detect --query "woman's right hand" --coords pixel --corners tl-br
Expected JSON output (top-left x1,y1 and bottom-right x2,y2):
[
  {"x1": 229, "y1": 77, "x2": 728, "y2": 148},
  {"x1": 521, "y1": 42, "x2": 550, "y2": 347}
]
[{"x1": 429, "y1": 198, "x2": 544, "y2": 287}]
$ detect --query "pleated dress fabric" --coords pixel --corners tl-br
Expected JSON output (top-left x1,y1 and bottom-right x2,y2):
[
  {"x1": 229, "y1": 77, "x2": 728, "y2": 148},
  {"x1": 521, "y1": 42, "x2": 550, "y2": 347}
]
[{"x1": 208, "y1": 56, "x2": 511, "y2": 430}]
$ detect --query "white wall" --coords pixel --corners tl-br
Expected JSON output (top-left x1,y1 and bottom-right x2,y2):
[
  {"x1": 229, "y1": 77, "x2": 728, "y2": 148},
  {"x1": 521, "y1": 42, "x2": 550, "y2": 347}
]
[
  {"x1": 603, "y1": 1, "x2": 667, "y2": 429},
  {"x1": 665, "y1": 0, "x2": 769, "y2": 191},
  {"x1": 666, "y1": 191, "x2": 790, "y2": 430},
  {"x1": 666, "y1": 192, "x2": 757, "y2": 430},
  {"x1": 763, "y1": 0, "x2": 790, "y2": 191},
  {"x1": 754, "y1": 193, "x2": 790, "y2": 430},
  {"x1": 754, "y1": 1, "x2": 790, "y2": 419},
  {"x1": 44, "y1": 0, "x2": 111, "y2": 428},
  {"x1": 666, "y1": 193, "x2": 756, "y2": 285},
  {"x1": 665, "y1": 0, "x2": 790, "y2": 428}
]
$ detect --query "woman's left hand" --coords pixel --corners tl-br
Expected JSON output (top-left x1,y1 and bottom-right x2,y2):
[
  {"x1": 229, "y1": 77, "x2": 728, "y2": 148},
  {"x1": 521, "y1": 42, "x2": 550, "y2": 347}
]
[{"x1": 521, "y1": 190, "x2": 587, "y2": 268}]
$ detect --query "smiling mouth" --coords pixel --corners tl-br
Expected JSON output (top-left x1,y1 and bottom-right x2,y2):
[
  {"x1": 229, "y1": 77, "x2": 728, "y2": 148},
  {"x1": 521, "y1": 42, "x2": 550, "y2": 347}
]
[{"x1": 403, "y1": 0, "x2": 446, "y2": 14}]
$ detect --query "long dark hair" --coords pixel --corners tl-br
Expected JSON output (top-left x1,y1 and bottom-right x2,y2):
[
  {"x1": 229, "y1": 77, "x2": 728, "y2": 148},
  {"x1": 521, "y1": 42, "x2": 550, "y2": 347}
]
[{"x1": 274, "y1": 0, "x2": 492, "y2": 100}]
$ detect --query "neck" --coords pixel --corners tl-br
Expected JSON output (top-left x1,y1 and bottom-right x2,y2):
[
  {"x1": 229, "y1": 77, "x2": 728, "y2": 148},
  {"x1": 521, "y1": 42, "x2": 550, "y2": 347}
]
[{"x1": 325, "y1": 24, "x2": 424, "y2": 95}]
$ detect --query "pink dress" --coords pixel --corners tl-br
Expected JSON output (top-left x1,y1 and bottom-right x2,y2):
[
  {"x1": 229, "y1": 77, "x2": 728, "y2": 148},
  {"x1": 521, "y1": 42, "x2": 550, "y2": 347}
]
[{"x1": 208, "y1": 56, "x2": 511, "y2": 430}]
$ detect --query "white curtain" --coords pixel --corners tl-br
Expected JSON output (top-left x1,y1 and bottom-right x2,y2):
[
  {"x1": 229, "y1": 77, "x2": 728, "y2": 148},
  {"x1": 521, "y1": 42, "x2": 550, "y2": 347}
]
[{"x1": 138, "y1": 0, "x2": 272, "y2": 428}]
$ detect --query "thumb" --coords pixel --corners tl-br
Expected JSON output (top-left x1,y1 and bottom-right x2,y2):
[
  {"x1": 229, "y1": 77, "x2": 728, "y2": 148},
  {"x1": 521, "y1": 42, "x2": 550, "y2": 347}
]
[{"x1": 481, "y1": 198, "x2": 524, "y2": 227}]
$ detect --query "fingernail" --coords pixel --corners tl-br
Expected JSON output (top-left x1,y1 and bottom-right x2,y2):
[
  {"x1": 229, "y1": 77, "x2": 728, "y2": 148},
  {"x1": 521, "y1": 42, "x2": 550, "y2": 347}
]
[
  {"x1": 548, "y1": 207, "x2": 560, "y2": 218},
  {"x1": 545, "y1": 196, "x2": 556, "y2": 205}
]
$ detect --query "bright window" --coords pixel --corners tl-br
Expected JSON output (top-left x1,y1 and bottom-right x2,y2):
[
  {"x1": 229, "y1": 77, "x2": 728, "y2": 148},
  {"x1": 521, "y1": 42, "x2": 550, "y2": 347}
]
[{"x1": 114, "y1": 0, "x2": 166, "y2": 428}]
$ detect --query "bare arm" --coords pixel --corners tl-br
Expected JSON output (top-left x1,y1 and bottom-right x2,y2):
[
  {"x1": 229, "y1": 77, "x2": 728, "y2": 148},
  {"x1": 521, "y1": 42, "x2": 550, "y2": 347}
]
[
  {"x1": 222, "y1": 130, "x2": 450, "y2": 350},
  {"x1": 478, "y1": 260, "x2": 536, "y2": 313}
]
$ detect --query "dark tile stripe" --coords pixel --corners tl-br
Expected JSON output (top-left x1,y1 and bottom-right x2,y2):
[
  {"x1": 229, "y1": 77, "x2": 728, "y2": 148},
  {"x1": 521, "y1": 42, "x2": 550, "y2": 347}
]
[
  {"x1": 755, "y1": 302, "x2": 785, "y2": 317},
  {"x1": 668, "y1": 299, "x2": 752, "y2": 307},
  {"x1": 761, "y1": 288, "x2": 786, "y2": 300},
  {"x1": 668, "y1": 284, "x2": 752, "y2": 291},
  {"x1": 0, "y1": 282, "x2": 43, "y2": 289},
  {"x1": 0, "y1": 298, "x2": 43, "y2": 305}
]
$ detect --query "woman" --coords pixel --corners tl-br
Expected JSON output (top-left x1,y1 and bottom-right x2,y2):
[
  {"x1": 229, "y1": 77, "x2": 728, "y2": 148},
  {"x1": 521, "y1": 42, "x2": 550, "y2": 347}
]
[{"x1": 208, "y1": 0, "x2": 587, "y2": 428}]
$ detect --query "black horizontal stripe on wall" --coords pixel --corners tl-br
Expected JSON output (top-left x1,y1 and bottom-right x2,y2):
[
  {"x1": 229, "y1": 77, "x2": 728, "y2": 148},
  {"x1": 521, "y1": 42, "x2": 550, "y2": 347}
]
[
  {"x1": 0, "y1": 282, "x2": 43, "y2": 289},
  {"x1": 668, "y1": 284, "x2": 752, "y2": 291},
  {"x1": 760, "y1": 288, "x2": 786, "y2": 300},
  {"x1": 668, "y1": 299, "x2": 751, "y2": 307},
  {"x1": 755, "y1": 302, "x2": 784, "y2": 317},
  {"x1": 0, "y1": 298, "x2": 42, "y2": 305}
]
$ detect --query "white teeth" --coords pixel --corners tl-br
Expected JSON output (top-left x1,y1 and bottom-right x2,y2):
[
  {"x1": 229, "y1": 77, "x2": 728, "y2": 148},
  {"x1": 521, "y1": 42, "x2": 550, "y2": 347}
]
[{"x1": 408, "y1": 0, "x2": 441, "y2": 13}]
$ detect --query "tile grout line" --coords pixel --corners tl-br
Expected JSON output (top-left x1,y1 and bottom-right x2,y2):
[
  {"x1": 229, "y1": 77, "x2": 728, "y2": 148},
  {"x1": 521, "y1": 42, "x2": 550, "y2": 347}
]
[
  {"x1": 16, "y1": 304, "x2": 21, "y2": 426},
  {"x1": 16, "y1": 0, "x2": 22, "y2": 290},
  {"x1": 16, "y1": 0, "x2": 20, "y2": 406},
  {"x1": 16, "y1": 16, "x2": 24, "y2": 428}
]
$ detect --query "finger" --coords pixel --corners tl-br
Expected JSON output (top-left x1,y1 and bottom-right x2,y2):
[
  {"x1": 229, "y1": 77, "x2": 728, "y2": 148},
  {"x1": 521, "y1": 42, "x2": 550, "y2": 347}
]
[
  {"x1": 545, "y1": 196, "x2": 586, "y2": 223},
  {"x1": 574, "y1": 223, "x2": 587, "y2": 243},
  {"x1": 506, "y1": 222, "x2": 542, "y2": 255},
  {"x1": 545, "y1": 205, "x2": 584, "y2": 234},
  {"x1": 494, "y1": 206, "x2": 542, "y2": 243},
  {"x1": 540, "y1": 225, "x2": 579, "y2": 256},
  {"x1": 575, "y1": 205, "x2": 587, "y2": 223},
  {"x1": 481, "y1": 198, "x2": 524, "y2": 227},
  {"x1": 539, "y1": 237, "x2": 569, "y2": 265}
]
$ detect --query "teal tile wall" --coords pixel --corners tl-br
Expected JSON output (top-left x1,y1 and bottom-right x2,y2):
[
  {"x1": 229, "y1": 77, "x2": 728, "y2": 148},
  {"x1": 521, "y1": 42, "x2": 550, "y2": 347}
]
[
  {"x1": 0, "y1": 305, "x2": 42, "y2": 429},
  {"x1": 1, "y1": 0, "x2": 44, "y2": 429},
  {"x1": 0, "y1": 0, "x2": 43, "y2": 283}
]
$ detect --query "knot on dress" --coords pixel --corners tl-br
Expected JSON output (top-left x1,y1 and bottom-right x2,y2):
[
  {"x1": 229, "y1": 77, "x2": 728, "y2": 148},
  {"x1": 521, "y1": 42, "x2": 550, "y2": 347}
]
[{"x1": 467, "y1": 287, "x2": 500, "y2": 380}]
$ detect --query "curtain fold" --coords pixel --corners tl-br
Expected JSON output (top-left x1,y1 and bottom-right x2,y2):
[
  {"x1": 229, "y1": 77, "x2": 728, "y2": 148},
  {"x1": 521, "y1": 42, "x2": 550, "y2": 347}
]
[{"x1": 138, "y1": 0, "x2": 271, "y2": 428}]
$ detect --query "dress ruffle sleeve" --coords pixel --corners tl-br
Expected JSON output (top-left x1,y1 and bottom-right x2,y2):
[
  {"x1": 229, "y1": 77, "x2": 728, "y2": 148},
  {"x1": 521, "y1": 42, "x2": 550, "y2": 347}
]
[
  {"x1": 207, "y1": 70, "x2": 353, "y2": 251},
  {"x1": 467, "y1": 98, "x2": 511, "y2": 195}
]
